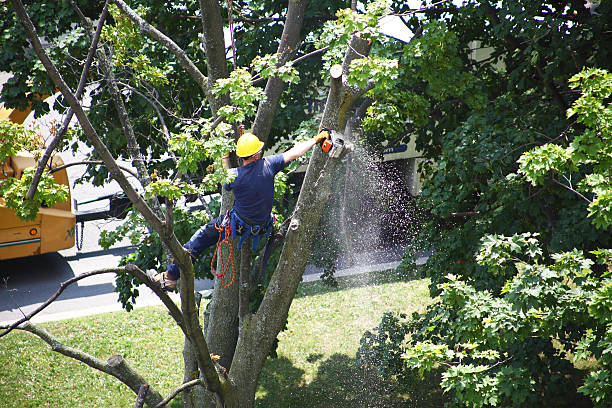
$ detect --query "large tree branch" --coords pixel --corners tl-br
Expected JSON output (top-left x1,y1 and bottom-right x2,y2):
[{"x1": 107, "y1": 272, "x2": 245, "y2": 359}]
[
  {"x1": 8, "y1": 322, "x2": 165, "y2": 408},
  {"x1": 25, "y1": 3, "x2": 108, "y2": 199},
  {"x1": 111, "y1": 0, "x2": 209, "y2": 99},
  {"x1": 8, "y1": 8, "x2": 228, "y2": 399},
  {"x1": 252, "y1": 0, "x2": 308, "y2": 145},
  {"x1": 198, "y1": 0, "x2": 231, "y2": 116},
  {"x1": 0, "y1": 265, "x2": 184, "y2": 339}
]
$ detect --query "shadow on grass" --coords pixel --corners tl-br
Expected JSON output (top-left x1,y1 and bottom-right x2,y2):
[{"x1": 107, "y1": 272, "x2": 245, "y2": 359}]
[
  {"x1": 295, "y1": 267, "x2": 424, "y2": 299},
  {"x1": 256, "y1": 353, "x2": 445, "y2": 408}
]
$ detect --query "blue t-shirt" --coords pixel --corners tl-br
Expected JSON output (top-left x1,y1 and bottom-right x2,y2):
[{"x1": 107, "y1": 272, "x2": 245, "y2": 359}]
[{"x1": 224, "y1": 154, "x2": 287, "y2": 224}]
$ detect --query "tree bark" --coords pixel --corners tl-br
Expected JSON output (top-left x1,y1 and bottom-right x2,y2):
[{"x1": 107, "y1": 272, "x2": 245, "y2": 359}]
[
  {"x1": 19, "y1": 323, "x2": 165, "y2": 408},
  {"x1": 251, "y1": 0, "x2": 308, "y2": 144},
  {"x1": 11, "y1": 1, "x2": 230, "y2": 404},
  {"x1": 198, "y1": 0, "x2": 230, "y2": 116},
  {"x1": 227, "y1": 32, "x2": 373, "y2": 407},
  {"x1": 183, "y1": 293, "x2": 209, "y2": 408}
]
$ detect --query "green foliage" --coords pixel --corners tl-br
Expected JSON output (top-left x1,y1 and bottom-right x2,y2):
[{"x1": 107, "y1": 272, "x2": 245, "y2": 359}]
[
  {"x1": 213, "y1": 68, "x2": 264, "y2": 124},
  {"x1": 363, "y1": 234, "x2": 611, "y2": 407},
  {"x1": 519, "y1": 68, "x2": 612, "y2": 229},
  {"x1": 99, "y1": 205, "x2": 214, "y2": 311},
  {"x1": 0, "y1": 119, "x2": 41, "y2": 162},
  {"x1": 251, "y1": 53, "x2": 299, "y2": 83},
  {"x1": 0, "y1": 167, "x2": 69, "y2": 221},
  {"x1": 144, "y1": 179, "x2": 197, "y2": 201},
  {"x1": 347, "y1": 57, "x2": 399, "y2": 90},
  {"x1": 315, "y1": 0, "x2": 390, "y2": 71},
  {"x1": 361, "y1": 3, "x2": 612, "y2": 405},
  {"x1": 102, "y1": 4, "x2": 171, "y2": 86}
]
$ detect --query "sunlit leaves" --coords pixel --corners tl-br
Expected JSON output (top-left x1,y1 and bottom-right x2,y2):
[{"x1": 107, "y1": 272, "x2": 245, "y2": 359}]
[
  {"x1": 102, "y1": 4, "x2": 170, "y2": 86},
  {"x1": 347, "y1": 57, "x2": 398, "y2": 89},
  {"x1": 518, "y1": 144, "x2": 574, "y2": 185},
  {"x1": 0, "y1": 167, "x2": 69, "y2": 221},
  {"x1": 144, "y1": 179, "x2": 196, "y2": 202},
  {"x1": 251, "y1": 53, "x2": 299, "y2": 83},
  {"x1": 0, "y1": 119, "x2": 41, "y2": 162},
  {"x1": 518, "y1": 68, "x2": 612, "y2": 229},
  {"x1": 213, "y1": 68, "x2": 264, "y2": 124},
  {"x1": 315, "y1": 0, "x2": 390, "y2": 70}
]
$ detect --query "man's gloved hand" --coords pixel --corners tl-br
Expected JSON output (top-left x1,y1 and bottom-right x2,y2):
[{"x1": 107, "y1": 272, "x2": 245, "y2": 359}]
[{"x1": 314, "y1": 128, "x2": 331, "y2": 145}]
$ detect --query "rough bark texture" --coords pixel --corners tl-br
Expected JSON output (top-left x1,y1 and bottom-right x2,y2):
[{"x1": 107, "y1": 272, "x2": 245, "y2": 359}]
[
  {"x1": 201, "y1": 2, "x2": 310, "y2": 392},
  {"x1": 198, "y1": 0, "x2": 230, "y2": 116},
  {"x1": 227, "y1": 33, "x2": 373, "y2": 407},
  {"x1": 204, "y1": 191, "x2": 239, "y2": 371},
  {"x1": 183, "y1": 293, "x2": 209, "y2": 408},
  {"x1": 252, "y1": 0, "x2": 308, "y2": 144}
]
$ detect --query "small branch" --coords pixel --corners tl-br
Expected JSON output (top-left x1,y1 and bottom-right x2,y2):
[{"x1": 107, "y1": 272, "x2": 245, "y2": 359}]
[
  {"x1": 11, "y1": 0, "x2": 165, "y2": 233},
  {"x1": 155, "y1": 378, "x2": 204, "y2": 408},
  {"x1": 111, "y1": 0, "x2": 209, "y2": 97},
  {"x1": 11, "y1": 323, "x2": 165, "y2": 407},
  {"x1": 118, "y1": 83, "x2": 170, "y2": 140},
  {"x1": 50, "y1": 160, "x2": 139, "y2": 178},
  {"x1": 552, "y1": 178, "x2": 592, "y2": 204},
  {"x1": 251, "y1": 46, "x2": 330, "y2": 85},
  {"x1": 0, "y1": 268, "x2": 126, "y2": 338},
  {"x1": 134, "y1": 384, "x2": 149, "y2": 408},
  {"x1": 291, "y1": 46, "x2": 330, "y2": 67}
]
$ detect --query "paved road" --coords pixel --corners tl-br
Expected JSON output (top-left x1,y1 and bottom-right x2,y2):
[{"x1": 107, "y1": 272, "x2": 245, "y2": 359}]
[
  {"x1": 0, "y1": 239, "x2": 409, "y2": 326},
  {"x1": 0, "y1": 240, "x2": 217, "y2": 325}
]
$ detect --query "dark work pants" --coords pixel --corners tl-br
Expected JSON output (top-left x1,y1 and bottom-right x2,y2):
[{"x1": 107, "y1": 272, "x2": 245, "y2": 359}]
[{"x1": 166, "y1": 214, "x2": 225, "y2": 280}]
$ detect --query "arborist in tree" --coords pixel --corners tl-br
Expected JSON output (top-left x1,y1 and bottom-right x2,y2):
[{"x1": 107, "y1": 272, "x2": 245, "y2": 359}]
[{"x1": 149, "y1": 129, "x2": 331, "y2": 291}]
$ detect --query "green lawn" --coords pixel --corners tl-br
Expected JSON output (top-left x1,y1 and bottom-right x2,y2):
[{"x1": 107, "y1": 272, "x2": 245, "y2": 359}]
[{"x1": 0, "y1": 270, "x2": 439, "y2": 407}]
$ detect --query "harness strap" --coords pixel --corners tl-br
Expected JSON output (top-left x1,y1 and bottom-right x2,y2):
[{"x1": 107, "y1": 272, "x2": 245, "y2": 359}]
[{"x1": 230, "y1": 210, "x2": 274, "y2": 251}]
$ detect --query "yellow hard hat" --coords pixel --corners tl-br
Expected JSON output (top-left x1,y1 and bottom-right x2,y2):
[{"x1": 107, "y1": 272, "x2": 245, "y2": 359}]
[{"x1": 236, "y1": 132, "x2": 264, "y2": 157}]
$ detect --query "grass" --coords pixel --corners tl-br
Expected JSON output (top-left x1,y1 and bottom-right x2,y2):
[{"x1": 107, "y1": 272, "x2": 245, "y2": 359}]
[{"x1": 0, "y1": 270, "x2": 439, "y2": 407}]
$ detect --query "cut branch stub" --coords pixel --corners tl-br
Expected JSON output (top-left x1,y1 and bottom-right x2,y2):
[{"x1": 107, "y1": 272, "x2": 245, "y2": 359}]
[{"x1": 330, "y1": 64, "x2": 343, "y2": 79}]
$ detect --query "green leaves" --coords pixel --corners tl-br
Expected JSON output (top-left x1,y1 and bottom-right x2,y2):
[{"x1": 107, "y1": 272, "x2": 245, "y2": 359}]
[
  {"x1": 0, "y1": 119, "x2": 40, "y2": 163},
  {"x1": 517, "y1": 144, "x2": 573, "y2": 185},
  {"x1": 102, "y1": 4, "x2": 171, "y2": 87},
  {"x1": 476, "y1": 233, "x2": 542, "y2": 275},
  {"x1": 251, "y1": 53, "x2": 299, "y2": 84},
  {"x1": 0, "y1": 167, "x2": 69, "y2": 221},
  {"x1": 213, "y1": 68, "x2": 264, "y2": 124},
  {"x1": 347, "y1": 57, "x2": 398, "y2": 90},
  {"x1": 518, "y1": 68, "x2": 612, "y2": 230},
  {"x1": 144, "y1": 179, "x2": 197, "y2": 202}
]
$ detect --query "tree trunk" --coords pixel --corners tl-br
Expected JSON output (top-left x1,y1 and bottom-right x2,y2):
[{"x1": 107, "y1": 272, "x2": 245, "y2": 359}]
[
  {"x1": 225, "y1": 33, "x2": 373, "y2": 405},
  {"x1": 183, "y1": 293, "x2": 210, "y2": 408}
]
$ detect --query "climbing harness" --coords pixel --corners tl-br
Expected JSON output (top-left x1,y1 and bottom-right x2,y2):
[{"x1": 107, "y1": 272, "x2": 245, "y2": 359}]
[
  {"x1": 210, "y1": 209, "x2": 275, "y2": 287},
  {"x1": 230, "y1": 210, "x2": 274, "y2": 251},
  {"x1": 211, "y1": 211, "x2": 236, "y2": 287}
]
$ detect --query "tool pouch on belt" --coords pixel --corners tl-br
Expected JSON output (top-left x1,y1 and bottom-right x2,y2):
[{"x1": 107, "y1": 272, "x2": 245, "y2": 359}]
[{"x1": 230, "y1": 210, "x2": 274, "y2": 251}]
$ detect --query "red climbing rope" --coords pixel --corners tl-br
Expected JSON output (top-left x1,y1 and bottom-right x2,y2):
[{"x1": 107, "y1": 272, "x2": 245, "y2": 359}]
[{"x1": 210, "y1": 217, "x2": 236, "y2": 287}]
